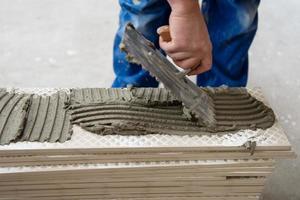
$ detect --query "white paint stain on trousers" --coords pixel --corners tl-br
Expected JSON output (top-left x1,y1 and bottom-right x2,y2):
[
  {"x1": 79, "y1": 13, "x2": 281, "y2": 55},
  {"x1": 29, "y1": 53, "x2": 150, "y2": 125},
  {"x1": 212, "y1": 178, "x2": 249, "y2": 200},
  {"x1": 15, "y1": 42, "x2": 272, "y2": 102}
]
[{"x1": 133, "y1": 0, "x2": 141, "y2": 5}]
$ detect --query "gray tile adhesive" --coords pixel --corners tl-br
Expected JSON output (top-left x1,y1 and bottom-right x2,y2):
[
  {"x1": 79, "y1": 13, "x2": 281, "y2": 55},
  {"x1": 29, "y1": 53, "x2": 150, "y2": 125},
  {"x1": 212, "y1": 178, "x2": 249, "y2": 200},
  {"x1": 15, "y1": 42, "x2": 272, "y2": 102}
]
[
  {"x1": 0, "y1": 89, "x2": 72, "y2": 145},
  {"x1": 0, "y1": 87, "x2": 275, "y2": 145},
  {"x1": 20, "y1": 91, "x2": 72, "y2": 143},
  {"x1": 0, "y1": 89, "x2": 31, "y2": 145},
  {"x1": 69, "y1": 88, "x2": 275, "y2": 136}
]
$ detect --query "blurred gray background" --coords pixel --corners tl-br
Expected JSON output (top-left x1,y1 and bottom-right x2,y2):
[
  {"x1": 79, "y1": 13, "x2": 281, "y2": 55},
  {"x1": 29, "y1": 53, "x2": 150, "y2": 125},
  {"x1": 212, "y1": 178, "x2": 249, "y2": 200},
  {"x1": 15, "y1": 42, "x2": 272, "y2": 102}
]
[{"x1": 0, "y1": 0, "x2": 299, "y2": 199}]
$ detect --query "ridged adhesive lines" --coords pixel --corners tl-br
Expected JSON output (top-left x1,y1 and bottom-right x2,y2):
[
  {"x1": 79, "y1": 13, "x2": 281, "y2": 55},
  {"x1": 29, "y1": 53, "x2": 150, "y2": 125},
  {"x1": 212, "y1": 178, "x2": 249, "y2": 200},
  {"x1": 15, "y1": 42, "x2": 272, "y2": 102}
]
[
  {"x1": 0, "y1": 87, "x2": 276, "y2": 144},
  {"x1": 21, "y1": 95, "x2": 41, "y2": 141},
  {"x1": 0, "y1": 94, "x2": 24, "y2": 134},
  {"x1": 0, "y1": 92, "x2": 31, "y2": 145},
  {"x1": 70, "y1": 88, "x2": 275, "y2": 135},
  {"x1": 71, "y1": 88, "x2": 180, "y2": 107},
  {"x1": 0, "y1": 92, "x2": 18, "y2": 142},
  {"x1": 21, "y1": 91, "x2": 72, "y2": 143},
  {"x1": 0, "y1": 89, "x2": 73, "y2": 145},
  {"x1": 50, "y1": 91, "x2": 68, "y2": 142},
  {"x1": 59, "y1": 92, "x2": 72, "y2": 142},
  {"x1": 29, "y1": 95, "x2": 50, "y2": 141},
  {"x1": 39, "y1": 93, "x2": 59, "y2": 142}
]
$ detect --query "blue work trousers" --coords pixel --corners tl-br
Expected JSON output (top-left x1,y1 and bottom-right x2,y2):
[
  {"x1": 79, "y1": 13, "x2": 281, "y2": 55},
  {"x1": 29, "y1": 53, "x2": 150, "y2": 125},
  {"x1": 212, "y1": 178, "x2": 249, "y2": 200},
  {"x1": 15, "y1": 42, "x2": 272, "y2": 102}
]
[{"x1": 112, "y1": 0, "x2": 260, "y2": 88}]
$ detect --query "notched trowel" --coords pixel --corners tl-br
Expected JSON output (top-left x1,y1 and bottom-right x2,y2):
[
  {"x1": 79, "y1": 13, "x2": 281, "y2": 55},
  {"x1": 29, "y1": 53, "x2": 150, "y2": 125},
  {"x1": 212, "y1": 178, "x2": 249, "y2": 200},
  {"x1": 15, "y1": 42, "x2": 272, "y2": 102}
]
[{"x1": 121, "y1": 23, "x2": 216, "y2": 127}]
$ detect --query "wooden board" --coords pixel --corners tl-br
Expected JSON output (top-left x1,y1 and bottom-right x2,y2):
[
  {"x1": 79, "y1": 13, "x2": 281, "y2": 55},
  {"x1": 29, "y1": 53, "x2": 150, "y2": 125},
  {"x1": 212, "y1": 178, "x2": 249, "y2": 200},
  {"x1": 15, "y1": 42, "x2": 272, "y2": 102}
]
[{"x1": 0, "y1": 150, "x2": 294, "y2": 167}]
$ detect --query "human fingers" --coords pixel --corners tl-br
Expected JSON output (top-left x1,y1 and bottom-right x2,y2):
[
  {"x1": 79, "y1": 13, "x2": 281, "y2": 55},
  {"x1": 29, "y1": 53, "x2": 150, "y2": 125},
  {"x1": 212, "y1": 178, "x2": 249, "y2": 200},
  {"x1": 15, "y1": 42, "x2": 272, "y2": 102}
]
[
  {"x1": 173, "y1": 57, "x2": 200, "y2": 70},
  {"x1": 168, "y1": 52, "x2": 192, "y2": 61},
  {"x1": 188, "y1": 54, "x2": 212, "y2": 75}
]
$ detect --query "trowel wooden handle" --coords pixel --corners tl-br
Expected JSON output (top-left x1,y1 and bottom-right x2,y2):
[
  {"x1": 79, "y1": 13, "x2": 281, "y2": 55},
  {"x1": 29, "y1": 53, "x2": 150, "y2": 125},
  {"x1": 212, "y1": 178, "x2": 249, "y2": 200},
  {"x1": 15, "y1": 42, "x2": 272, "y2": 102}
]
[
  {"x1": 157, "y1": 25, "x2": 194, "y2": 76},
  {"x1": 157, "y1": 25, "x2": 172, "y2": 42}
]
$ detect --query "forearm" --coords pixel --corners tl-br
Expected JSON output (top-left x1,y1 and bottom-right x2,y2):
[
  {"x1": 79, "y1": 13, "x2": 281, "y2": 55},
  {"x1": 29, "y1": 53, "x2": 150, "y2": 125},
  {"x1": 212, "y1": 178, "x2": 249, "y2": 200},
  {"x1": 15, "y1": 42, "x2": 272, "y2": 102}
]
[{"x1": 167, "y1": 0, "x2": 200, "y2": 16}]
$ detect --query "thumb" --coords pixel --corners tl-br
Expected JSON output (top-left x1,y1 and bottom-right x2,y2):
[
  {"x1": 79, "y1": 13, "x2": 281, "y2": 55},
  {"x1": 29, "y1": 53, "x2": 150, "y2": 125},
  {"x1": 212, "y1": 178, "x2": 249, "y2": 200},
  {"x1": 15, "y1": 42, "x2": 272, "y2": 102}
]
[
  {"x1": 157, "y1": 25, "x2": 171, "y2": 42},
  {"x1": 157, "y1": 25, "x2": 173, "y2": 52}
]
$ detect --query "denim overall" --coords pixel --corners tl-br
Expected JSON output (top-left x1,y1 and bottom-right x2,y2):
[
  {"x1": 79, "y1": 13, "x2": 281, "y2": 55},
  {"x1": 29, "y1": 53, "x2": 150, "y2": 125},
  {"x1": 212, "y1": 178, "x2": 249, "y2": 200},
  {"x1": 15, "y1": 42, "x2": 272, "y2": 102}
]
[{"x1": 112, "y1": 0, "x2": 260, "y2": 88}]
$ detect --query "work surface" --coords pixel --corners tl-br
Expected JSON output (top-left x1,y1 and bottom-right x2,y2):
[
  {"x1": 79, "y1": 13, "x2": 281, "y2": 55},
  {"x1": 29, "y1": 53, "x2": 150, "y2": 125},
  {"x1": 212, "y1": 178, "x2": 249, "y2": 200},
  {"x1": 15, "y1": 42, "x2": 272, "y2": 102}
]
[
  {"x1": 0, "y1": 88, "x2": 295, "y2": 200},
  {"x1": 0, "y1": 0, "x2": 299, "y2": 199}
]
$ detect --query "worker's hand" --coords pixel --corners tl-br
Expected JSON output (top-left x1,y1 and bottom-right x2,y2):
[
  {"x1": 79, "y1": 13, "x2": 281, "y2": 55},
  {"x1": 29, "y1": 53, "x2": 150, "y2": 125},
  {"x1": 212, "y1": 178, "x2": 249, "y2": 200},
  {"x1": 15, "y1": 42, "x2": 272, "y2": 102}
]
[{"x1": 158, "y1": 0, "x2": 212, "y2": 75}]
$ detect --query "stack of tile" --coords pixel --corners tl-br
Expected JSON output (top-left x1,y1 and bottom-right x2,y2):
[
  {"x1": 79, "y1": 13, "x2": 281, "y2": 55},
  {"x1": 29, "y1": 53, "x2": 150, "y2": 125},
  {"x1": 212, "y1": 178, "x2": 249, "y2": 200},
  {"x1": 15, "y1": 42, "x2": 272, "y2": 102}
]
[
  {"x1": 0, "y1": 159, "x2": 274, "y2": 200},
  {"x1": 0, "y1": 88, "x2": 295, "y2": 200}
]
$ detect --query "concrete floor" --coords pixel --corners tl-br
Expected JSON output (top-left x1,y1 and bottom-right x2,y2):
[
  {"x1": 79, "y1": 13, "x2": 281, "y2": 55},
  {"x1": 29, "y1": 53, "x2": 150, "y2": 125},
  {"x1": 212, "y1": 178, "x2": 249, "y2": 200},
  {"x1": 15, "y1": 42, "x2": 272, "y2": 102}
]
[{"x1": 0, "y1": 0, "x2": 299, "y2": 199}]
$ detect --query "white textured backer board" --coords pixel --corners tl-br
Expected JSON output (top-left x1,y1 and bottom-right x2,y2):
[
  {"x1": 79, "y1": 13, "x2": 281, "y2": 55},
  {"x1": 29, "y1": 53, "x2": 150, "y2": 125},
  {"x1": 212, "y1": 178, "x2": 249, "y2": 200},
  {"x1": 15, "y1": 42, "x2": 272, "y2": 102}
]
[{"x1": 0, "y1": 88, "x2": 291, "y2": 152}]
